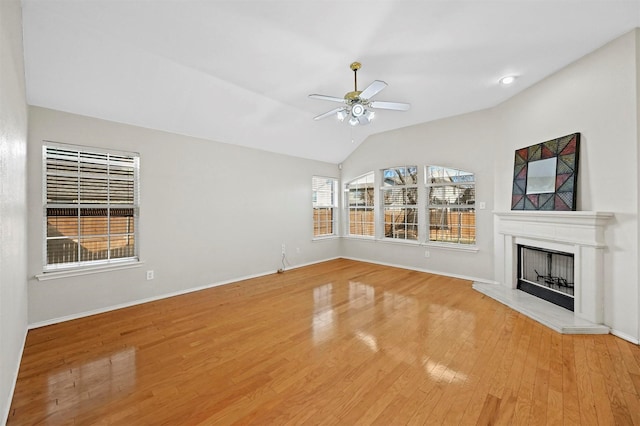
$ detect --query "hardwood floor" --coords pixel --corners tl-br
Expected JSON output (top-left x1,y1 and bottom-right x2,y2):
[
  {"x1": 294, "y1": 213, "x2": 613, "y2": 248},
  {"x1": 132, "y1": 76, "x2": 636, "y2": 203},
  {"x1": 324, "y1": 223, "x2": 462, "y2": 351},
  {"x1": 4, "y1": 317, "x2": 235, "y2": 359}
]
[{"x1": 8, "y1": 259, "x2": 640, "y2": 425}]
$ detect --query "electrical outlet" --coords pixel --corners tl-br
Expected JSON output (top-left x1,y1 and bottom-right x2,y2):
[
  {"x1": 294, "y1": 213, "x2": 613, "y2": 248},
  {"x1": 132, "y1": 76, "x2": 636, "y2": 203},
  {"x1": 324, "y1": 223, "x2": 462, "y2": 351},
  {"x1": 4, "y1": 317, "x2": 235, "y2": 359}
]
[
  {"x1": 296, "y1": 247, "x2": 301, "y2": 254},
  {"x1": 281, "y1": 244, "x2": 286, "y2": 255},
  {"x1": 146, "y1": 270, "x2": 154, "y2": 280},
  {"x1": 479, "y1": 202, "x2": 486, "y2": 210},
  {"x1": 424, "y1": 250, "x2": 430, "y2": 258}
]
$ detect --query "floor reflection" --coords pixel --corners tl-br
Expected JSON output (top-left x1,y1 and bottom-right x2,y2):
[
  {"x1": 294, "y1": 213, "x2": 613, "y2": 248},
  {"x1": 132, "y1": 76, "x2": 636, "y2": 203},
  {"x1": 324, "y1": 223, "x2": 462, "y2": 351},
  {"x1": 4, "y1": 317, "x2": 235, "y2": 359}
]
[
  {"x1": 312, "y1": 283, "x2": 336, "y2": 345},
  {"x1": 47, "y1": 347, "x2": 136, "y2": 417},
  {"x1": 422, "y1": 357, "x2": 468, "y2": 383}
]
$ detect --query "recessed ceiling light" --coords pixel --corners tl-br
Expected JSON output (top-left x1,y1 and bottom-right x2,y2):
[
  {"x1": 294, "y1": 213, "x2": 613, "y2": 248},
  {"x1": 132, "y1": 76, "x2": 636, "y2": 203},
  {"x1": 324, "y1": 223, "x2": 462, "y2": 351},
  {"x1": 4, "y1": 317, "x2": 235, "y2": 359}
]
[{"x1": 499, "y1": 75, "x2": 517, "y2": 85}]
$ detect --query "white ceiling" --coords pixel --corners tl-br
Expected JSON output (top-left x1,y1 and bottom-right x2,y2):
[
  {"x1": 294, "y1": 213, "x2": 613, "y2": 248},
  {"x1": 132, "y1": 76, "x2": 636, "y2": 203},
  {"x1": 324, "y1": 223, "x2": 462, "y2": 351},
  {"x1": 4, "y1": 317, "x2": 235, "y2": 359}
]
[{"x1": 21, "y1": 0, "x2": 640, "y2": 164}]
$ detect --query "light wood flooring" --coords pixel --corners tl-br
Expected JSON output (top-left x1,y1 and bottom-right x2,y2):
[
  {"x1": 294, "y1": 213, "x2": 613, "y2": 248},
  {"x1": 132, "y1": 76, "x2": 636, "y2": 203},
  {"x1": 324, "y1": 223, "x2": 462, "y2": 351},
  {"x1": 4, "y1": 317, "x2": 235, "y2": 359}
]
[{"x1": 8, "y1": 259, "x2": 640, "y2": 425}]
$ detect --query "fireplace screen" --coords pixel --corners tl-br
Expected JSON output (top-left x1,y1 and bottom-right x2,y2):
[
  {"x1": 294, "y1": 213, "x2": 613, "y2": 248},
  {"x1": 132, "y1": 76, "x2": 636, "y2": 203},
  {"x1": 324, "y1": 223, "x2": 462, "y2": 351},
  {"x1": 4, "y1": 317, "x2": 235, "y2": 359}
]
[{"x1": 518, "y1": 245, "x2": 574, "y2": 310}]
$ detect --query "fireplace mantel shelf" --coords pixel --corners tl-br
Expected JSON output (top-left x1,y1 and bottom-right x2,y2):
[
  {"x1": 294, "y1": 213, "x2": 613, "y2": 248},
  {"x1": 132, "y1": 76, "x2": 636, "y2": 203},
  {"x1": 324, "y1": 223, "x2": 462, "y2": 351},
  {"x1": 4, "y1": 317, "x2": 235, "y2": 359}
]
[
  {"x1": 494, "y1": 210, "x2": 613, "y2": 226},
  {"x1": 494, "y1": 210, "x2": 613, "y2": 248}
]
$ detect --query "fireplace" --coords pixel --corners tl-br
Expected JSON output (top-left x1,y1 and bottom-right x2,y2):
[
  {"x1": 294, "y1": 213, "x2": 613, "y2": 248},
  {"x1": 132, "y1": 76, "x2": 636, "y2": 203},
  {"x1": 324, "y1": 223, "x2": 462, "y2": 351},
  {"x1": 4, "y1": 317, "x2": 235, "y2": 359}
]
[
  {"x1": 518, "y1": 245, "x2": 574, "y2": 311},
  {"x1": 484, "y1": 211, "x2": 613, "y2": 331}
]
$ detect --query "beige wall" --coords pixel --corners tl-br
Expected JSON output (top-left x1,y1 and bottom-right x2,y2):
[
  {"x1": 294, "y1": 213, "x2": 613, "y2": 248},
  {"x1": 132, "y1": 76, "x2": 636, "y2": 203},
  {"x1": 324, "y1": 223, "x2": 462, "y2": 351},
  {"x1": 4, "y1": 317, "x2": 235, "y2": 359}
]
[
  {"x1": 0, "y1": 0, "x2": 29, "y2": 422},
  {"x1": 340, "y1": 108, "x2": 497, "y2": 283},
  {"x1": 342, "y1": 29, "x2": 640, "y2": 343},
  {"x1": 494, "y1": 29, "x2": 639, "y2": 342},
  {"x1": 27, "y1": 107, "x2": 340, "y2": 324}
]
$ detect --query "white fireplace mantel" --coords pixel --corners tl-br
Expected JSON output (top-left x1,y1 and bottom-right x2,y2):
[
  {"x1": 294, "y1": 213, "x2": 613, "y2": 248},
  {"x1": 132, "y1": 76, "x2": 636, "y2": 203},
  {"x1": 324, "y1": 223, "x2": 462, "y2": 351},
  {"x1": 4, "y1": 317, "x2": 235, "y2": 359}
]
[
  {"x1": 492, "y1": 210, "x2": 613, "y2": 329},
  {"x1": 494, "y1": 210, "x2": 613, "y2": 248}
]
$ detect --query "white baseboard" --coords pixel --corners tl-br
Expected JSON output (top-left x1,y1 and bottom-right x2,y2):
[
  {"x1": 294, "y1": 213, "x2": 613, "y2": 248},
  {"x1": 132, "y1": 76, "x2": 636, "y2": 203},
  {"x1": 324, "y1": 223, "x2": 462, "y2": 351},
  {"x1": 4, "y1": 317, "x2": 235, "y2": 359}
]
[
  {"x1": 28, "y1": 257, "x2": 340, "y2": 330},
  {"x1": 610, "y1": 329, "x2": 640, "y2": 345},
  {"x1": 2, "y1": 327, "x2": 28, "y2": 426},
  {"x1": 340, "y1": 255, "x2": 496, "y2": 285}
]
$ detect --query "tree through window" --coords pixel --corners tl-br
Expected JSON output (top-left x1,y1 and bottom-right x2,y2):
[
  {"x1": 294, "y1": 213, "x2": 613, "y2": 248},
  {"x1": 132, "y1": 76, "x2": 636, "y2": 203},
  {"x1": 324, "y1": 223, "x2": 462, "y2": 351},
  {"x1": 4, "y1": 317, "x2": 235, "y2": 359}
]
[{"x1": 382, "y1": 166, "x2": 418, "y2": 240}]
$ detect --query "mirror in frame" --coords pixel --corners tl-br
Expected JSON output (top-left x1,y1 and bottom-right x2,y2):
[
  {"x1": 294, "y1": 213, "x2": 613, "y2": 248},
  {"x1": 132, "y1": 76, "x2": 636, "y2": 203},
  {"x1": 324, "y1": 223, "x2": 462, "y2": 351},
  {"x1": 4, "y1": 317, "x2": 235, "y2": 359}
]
[{"x1": 511, "y1": 133, "x2": 580, "y2": 211}]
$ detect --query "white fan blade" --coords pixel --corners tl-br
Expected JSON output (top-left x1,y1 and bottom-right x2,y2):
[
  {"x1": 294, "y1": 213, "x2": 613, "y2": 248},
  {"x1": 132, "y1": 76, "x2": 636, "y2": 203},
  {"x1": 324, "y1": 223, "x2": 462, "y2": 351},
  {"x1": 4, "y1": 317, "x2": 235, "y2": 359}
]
[
  {"x1": 359, "y1": 80, "x2": 387, "y2": 100},
  {"x1": 314, "y1": 107, "x2": 346, "y2": 121},
  {"x1": 308, "y1": 94, "x2": 345, "y2": 103},
  {"x1": 370, "y1": 100, "x2": 411, "y2": 111}
]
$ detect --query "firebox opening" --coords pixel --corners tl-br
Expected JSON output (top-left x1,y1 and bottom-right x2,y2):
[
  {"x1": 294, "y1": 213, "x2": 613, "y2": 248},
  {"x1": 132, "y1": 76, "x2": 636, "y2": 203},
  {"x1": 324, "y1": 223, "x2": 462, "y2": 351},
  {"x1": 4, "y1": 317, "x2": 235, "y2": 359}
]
[{"x1": 517, "y1": 245, "x2": 575, "y2": 311}]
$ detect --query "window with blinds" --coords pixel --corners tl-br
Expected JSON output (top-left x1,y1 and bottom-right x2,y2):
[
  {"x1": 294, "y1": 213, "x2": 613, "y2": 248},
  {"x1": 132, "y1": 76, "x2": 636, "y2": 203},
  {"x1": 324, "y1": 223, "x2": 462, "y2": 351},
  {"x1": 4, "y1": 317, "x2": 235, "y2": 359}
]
[
  {"x1": 426, "y1": 165, "x2": 475, "y2": 244},
  {"x1": 312, "y1": 176, "x2": 337, "y2": 237},
  {"x1": 346, "y1": 172, "x2": 374, "y2": 237},
  {"x1": 44, "y1": 143, "x2": 140, "y2": 270},
  {"x1": 382, "y1": 166, "x2": 418, "y2": 240}
]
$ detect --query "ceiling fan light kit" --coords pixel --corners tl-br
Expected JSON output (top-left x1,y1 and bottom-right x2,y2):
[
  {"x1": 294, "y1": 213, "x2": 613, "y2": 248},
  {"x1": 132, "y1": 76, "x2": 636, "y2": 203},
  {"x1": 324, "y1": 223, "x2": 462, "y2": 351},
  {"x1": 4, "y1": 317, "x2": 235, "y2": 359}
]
[{"x1": 309, "y1": 62, "x2": 410, "y2": 126}]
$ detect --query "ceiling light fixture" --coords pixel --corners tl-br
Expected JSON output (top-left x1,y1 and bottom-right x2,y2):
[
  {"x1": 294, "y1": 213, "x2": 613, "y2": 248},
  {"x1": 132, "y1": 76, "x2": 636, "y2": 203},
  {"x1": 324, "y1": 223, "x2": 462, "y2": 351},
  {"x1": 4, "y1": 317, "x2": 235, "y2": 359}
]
[
  {"x1": 499, "y1": 75, "x2": 517, "y2": 85},
  {"x1": 309, "y1": 62, "x2": 410, "y2": 126}
]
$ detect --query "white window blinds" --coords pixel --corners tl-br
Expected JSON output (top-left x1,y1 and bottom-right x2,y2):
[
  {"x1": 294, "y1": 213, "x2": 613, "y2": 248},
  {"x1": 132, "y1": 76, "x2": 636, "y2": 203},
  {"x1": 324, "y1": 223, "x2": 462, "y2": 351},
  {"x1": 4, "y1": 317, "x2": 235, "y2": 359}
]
[{"x1": 44, "y1": 143, "x2": 140, "y2": 270}]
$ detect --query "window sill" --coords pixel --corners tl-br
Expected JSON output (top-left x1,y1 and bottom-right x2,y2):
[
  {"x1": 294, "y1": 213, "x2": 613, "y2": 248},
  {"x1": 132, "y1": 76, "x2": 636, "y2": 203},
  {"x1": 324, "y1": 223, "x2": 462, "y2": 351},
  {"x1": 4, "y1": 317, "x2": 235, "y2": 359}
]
[
  {"x1": 342, "y1": 236, "x2": 479, "y2": 252},
  {"x1": 36, "y1": 260, "x2": 144, "y2": 281},
  {"x1": 422, "y1": 242, "x2": 479, "y2": 253},
  {"x1": 312, "y1": 235, "x2": 339, "y2": 242},
  {"x1": 343, "y1": 235, "x2": 376, "y2": 241}
]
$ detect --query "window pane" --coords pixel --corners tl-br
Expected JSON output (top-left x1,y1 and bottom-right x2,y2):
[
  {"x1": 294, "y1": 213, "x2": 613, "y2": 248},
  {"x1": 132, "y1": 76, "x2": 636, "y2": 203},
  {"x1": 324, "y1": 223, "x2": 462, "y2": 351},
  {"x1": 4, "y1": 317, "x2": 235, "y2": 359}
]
[
  {"x1": 383, "y1": 187, "x2": 417, "y2": 206},
  {"x1": 47, "y1": 238, "x2": 79, "y2": 265},
  {"x1": 110, "y1": 213, "x2": 135, "y2": 235},
  {"x1": 314, "y1": 207, "x2": 334, "y2": 236},
  {"x1": 382, "y1": 166, "x2": 418, "y2": 186},
  {"x1": 47, "y1": 209, "x2": 78, "y2": 238},
  {"x1": 384, "y1": 207, "x2": 417, "y2": 240},
  {"x1": 46, "y1": 174, "x2": 78, "y2": 204},
  {"x1": 80, "y1": 177, "x2": 109, "y2": 203},
  {"x1": 110, "y1": 179, "x2": 135, "y2": 204},
  {"x1": 429, "y1": 207, "x2": 476, "y2": 244},
  {"x1": 428, "y1": 184, "x2": 475, "y2": 206},
  {"x1": 110, "y1": 235, "x2": 136, "y2": 259},
  {"x1": 80, "y1": 209, "x2": 108, "y2": 236},
  {"x1": 79, "y1": 236, "x2": 109, "y2": 261},
  {"x1": 349, "y1": 208, "x2": 374, "y2": 236},
  {"x1": 427, "y1": 166, "x2": 474, "y2": 184}
]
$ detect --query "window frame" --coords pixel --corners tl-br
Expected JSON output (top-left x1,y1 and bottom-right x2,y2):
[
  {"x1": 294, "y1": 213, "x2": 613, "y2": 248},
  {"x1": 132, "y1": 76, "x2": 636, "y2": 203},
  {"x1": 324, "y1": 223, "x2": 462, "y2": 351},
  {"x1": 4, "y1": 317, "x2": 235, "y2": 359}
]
[
  {"x1": 345, "y1": 172, "x2": 375, "y2": 238},
  {"x1": 380, "y1": 166, "x2": 419, "y2": 242},
  {"x1": 42, "y1": 141, "x2": 140, "y2": 273},
  {"x1": 425, "y1": 165, "x2": 476, "y2": 246},
  {"x1": 312, "y1": 175, "x2": 338, "y2": 238}
]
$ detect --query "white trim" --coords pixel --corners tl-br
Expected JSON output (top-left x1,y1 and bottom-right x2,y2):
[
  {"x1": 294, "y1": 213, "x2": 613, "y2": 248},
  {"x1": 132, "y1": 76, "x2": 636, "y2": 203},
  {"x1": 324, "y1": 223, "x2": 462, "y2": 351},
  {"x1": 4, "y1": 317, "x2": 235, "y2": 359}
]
[
  {"x1": 422, "y1": 241, "x2": 479, "y2": 253},
  {"x1": 35, "y1": 260, "x2": 144, "y2": 281},
  {"x1": 340, "y1": 255, "x2": 496, "y2": 285},
  {"x1": 2, "y1": 328, "x2": 28, "y2": 426},
  {"x1": 343, "y1": 235, "x2": 479, "y2": 253},
  {"x1": 609, "y1": 329, "x2": 640, "y2": 345},
  {"x1": 28, "y1": 257, "x2": 340, "y2": 329},
  {"x1": 312, "y1": 236, "x2": 339, "y2": 242}
]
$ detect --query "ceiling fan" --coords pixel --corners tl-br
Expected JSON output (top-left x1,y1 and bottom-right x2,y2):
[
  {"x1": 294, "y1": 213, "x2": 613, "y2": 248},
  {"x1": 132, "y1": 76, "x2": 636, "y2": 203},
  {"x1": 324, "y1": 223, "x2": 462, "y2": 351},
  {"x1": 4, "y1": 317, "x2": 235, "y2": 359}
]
[{"x1": 309, "y1": 62, "x2": 410, "y2": 126}]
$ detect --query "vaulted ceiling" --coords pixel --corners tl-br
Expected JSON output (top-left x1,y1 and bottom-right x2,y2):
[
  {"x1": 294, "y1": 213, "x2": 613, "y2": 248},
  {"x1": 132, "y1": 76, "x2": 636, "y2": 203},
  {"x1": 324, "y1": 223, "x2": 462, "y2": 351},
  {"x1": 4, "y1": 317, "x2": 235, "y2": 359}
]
[{"x1": 21, "y1": 0, "x2": 640, "y2": 163}]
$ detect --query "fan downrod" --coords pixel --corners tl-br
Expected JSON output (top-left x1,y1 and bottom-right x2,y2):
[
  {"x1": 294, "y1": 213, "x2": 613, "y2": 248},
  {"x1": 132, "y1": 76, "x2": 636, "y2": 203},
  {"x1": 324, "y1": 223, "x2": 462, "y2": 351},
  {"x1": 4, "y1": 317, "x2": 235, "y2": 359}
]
[{"x1": 345, "y1": 61, "x2": 362, "y2": 101}]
